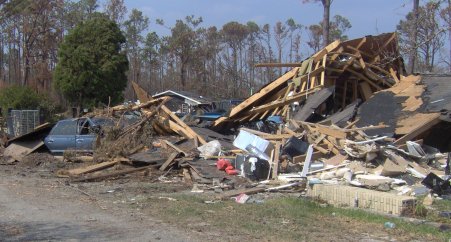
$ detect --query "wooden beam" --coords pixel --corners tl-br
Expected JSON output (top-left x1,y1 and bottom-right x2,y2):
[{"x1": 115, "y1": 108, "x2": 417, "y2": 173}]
[
  {"x1": 283, "y1": 126, "x2": 297, "y2": 136},
  {"x1": 309, "y1": 61, "x2": 322, "y2": 89},
  {"x1": 347, "y1": 68, "x2": 382, "y2": 91},
  {"x1": 353, "y1": 79, "x2": 358, "y2": 101},
  {"x1": 312, "y1": 40, "x2": 341, "y2": 62},
  {"x1": 248, "y1": 112, "x2": 262, "y2": 122},
  {"x1": 239, "y1": 127, "x2": 294, "y2": 140},
  {"x1": 342, "y1": 79, "x2": 348, "y2": 109},
  {"x1": 131, "y1": 81, "x2": 206, "y2": 145},
  {"x1": 160, "y1": 105, "x2": 206, "y2": 145},
  {"x1": 159, "y1": 152, "x2": 180, "y2": 171},
  {"x1": 344, "y1": 124, "x2": 388, "y2": 132},
  {"x1": 346, "y1": 46, "x2": 373, "y2": 59},
  {"x1": 281, "y1": 105, "x2": 289, "y2": 118},
  {"x1": 132, "y1": 81, "x2": 152, "y2": 102},
  {"x1": 358, "y1": 57, "x2": 367, "y2": 70},
  {"x1": 224, "y1": 68, "x2": 299, "y2": 119},
  {"x1": 71, "y1": 165, "x2": 158, "y2": 182},
  {"x1": 112, "y1": 96, "x2": 169, "y2": 113},
  {"x1": 292, "y1": 151, "x2": 323, "y2": 163},
  {"x1": 313, "y1": 144, "x2": 330, "y2": 154},
  {"x1": 321, "y1": 54, "x2": 327, "y2": 86},
  {"x1": 163, "y1": 140, "x2": 188, "y2": 156},
  {"x1": 338, "y1": 37, "x2": 366, "y2": 73},
  {"x1": 216, "y1": 187, "x2": 267, "y2": 200},
  {"x1": 329, "y1": 46, "x2": 344, "y2": 61},
  {"x1": 259, "y1": 110, "x2": 270, "y2": 120},
  {"x1": 366, "y1": 63, "x2": 391, "y2": 76},
  {"x1": 299, "y1": 122, "x2": 347, "y2": 139},
  {"x1": 272, "y1": 141, "x2": 281, "y2": 179},
  {"x1": 389, "y1": 67, "x2": 400, "y2": 84},
  {"x1": 57, "y1": 159, "x2": 123, "y2": 177},
  {"x1": 263, "y1": 134, "x2": 294, "y2": 140},
  {"x1": 248, "y1": 86, "x2": 323, "y2": 115}
]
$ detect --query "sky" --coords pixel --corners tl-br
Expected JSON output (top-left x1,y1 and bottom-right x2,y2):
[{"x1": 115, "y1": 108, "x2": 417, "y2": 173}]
[{"x1": 103, "y1": 0, "x2": 415, "y2": 39}]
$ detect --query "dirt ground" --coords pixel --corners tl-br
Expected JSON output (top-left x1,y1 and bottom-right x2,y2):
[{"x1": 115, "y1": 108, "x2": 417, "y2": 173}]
[
  {"x1": 0, "y1": 153, "x2": 445, "y2": 242},
  {"x1": 0, "y1": 162, "x2": 194, "y2": 241}
]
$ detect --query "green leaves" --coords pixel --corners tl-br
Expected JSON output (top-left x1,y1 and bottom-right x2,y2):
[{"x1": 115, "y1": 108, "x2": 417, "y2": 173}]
[
  {"x1": 54, "y1": 13, "x2": 128, "y2": 108},
  {"x1": 0, "y1": 85, "x2": 45, "y2": 113}
]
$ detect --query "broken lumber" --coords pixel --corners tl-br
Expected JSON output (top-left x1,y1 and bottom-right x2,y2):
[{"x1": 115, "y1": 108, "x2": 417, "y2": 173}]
[
  {"x1": 112, "y1": 96, "x2": 169, "y2": 113},
  {"x1": 131, "y1": 81, "x2": 206, "y2": 145},
  {"x1": 162, "y1": 140, "x2": 187, "y2": 156},
  {"x1": 57, "y1": 159, "x2": 122, "y2": 177},
  {"x1": 71, "y1": 164, "x2": 159, "y2": 182},
  {"x1": 58, "y1": 157, "x2": 131, "y2": 177},
  {"x1": 216, "y1": 187, "x2": 267, "y2": 200},
  {"x1": 159, "y1": 152, "x2": 180, "y2": 171}
]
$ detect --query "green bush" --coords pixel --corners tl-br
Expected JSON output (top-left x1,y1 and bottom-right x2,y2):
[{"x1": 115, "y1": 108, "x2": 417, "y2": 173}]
[
  {"x1": 0, "y1": 85, "x2": 42, "y2": 111},
  {"x1": 0, "y1": 85, "x2": 59, "y2": 122}
]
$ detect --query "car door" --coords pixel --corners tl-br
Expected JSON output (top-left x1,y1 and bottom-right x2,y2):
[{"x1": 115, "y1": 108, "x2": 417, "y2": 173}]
[
  {"x1": 75, "y1": 118, "x2": 97, "y2": 152},
  {"x1": 44, "y1": 119, "x2": 78, "y2": 153}
]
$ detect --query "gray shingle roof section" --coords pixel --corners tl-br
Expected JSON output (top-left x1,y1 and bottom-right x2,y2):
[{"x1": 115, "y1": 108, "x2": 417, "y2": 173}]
[{"x1": 421, "y1": 74, "x2": 451, "y2": 113}]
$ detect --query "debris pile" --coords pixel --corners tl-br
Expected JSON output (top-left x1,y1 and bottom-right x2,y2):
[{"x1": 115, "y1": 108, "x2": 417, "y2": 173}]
[{"x1": 4, "y1": 32, "x2": 451, "y2": 217}]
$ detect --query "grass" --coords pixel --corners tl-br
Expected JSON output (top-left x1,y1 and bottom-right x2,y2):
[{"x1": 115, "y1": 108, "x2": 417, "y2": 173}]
[
  {"x1": 139, "y1": 193, "x2": 451, "y2": 241},
  {"x1": 426, "y1": 197, "x2": 451, "y2": 224}
]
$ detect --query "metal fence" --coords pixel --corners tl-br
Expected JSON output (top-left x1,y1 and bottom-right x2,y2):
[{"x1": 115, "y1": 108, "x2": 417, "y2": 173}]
[{"x1": 7, "y1": 110, "x2": 40, "y2": 137}]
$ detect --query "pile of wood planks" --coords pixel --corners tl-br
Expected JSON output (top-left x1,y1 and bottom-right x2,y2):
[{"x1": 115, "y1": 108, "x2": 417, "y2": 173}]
[{"x1": 213, "y1": 33, "x2": 404, "y2": 130}]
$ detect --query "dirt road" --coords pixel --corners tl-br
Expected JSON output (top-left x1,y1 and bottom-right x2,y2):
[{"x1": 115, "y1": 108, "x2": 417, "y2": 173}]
[{"x1": 0, "y1": 170, "x2": 194, "y2": 242}]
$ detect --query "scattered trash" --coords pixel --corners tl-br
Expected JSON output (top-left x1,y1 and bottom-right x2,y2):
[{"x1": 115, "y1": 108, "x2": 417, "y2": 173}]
[
  {"x1": 384, "y1": 222, "x2": 396, "y2": 229},
  {"x1": 439, "y1": 211, "x2": 451, "y2": 219},
  {"x1": 158, "y1": 197, "x2": 177, "y2": 201},
  {"x1": 422, "y1": 173, "x2": 451, "y2": 196},
  {"x1": 197, "y1": 140, "x2": 221, "y2": 157},
  {"x1": 233, "y1": 193, "x2": 250, "y2": 204}
]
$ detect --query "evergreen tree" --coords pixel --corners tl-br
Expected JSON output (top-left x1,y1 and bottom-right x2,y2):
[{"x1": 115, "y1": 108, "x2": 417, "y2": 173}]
[{"x1": 53, "y1": 13, "x2": 128, "y2": 112}]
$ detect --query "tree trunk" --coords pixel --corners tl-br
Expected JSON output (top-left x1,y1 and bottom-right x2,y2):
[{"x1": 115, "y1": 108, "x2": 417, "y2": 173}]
[
  {"x1": 181, "y1": 58, "x2": 187, "y2": 88},
  {"x1": 448, "y1": 0, "x2": 451, "y2": 71},
  {"x1": 409, "y1": 0, "x2": 420, "y2": 74},
  {"x1": 322, "y1": 0, "x2": 331, "y2": 47}
]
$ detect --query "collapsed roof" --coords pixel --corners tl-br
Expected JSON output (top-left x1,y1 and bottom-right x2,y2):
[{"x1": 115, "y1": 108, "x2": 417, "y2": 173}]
[{"x1": 212, "y1": 32, "x2": 405, "y2": 129}]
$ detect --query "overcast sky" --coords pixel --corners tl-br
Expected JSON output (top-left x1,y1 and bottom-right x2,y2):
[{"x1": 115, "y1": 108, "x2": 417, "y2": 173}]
[{"x1": 104, "y1": 0, "x2": 414, "y2": 38}]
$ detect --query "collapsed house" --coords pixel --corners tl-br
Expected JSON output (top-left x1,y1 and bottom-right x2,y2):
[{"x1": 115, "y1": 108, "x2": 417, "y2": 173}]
[
  {"x1": 4, "y1": 32, "x2": 451, "y2": 217},
  {"x1": 213, "y1": 32, "x2": 403, "y2": 129}
]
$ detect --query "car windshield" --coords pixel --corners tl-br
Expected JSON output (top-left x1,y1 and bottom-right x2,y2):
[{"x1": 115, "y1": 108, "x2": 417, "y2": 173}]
[
  {"x1": 91, "y1": 118, "x2": 114, "y2": 127},
  {"x1": 50, "y1": 119, "x2": 77, "y2": 135}
]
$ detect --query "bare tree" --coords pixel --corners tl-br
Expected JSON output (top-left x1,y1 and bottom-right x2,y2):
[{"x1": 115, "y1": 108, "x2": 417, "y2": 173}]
[
  {"x1": 273, "y1": 21, "x2": 289, "y2": 75},
  {"x1": 440, "y1": 0, "x2": 451, "y2": 71},
  {"x1": 409, "y1": 0, "x2": 420, "y2": 73},
  {"x1": 398, "y1": 1, "x2": 444, "y2": 72},
  {"x1": 303, "y1": 0, "x2": 332, "y2": 47},
  {"x1": 104, "y1": 0, "x2": 127, "y2": 25}
]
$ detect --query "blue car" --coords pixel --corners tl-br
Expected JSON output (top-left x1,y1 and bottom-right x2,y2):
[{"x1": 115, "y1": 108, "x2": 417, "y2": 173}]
[{"x1": 44, "y1": 117, "x2": 113, "y2": 154}]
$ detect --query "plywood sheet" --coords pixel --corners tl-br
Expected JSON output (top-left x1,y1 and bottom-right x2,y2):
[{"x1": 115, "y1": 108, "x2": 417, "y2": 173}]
[{"x1": 4, "y1": 140, "x2": 44, "y2": 162}]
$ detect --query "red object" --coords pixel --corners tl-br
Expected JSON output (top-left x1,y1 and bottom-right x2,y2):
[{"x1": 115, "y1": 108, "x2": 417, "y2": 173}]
[
  {"x1": 225, "y1": 168, "x2": 238, "y2": 175},
  {"x1": 224, "y1": 163, "x2": 238, "y2": 175},
  {"x1": 217, "y1": 159, "x2": 232, "y2": 170},
  {"x1": 217, "y1": 159, "x2": 238, "y2": 175}
]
